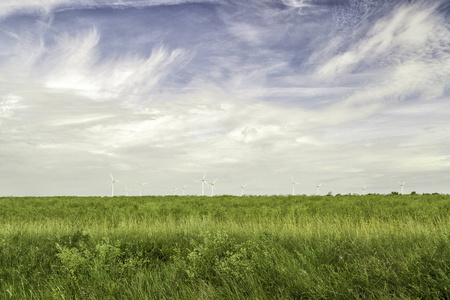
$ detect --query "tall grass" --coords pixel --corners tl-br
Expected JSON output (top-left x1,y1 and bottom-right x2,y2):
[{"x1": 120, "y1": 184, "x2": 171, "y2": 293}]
[{"x1": 1, "y1": 194, "x2": 449, "y2": 299}]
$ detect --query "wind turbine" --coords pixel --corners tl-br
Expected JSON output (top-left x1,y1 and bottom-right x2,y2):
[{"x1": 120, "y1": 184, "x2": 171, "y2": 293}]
[
  {"x1": 207, "y1": 179, "x2": 218, "y2": 196},
  {"x1": 182, "y1": 184, "x2": 188, "y2": 196},
  {"x1": 137, "y1": 182, "x2": 147, "y2": 196},
  {"x1": 362, "y1": 185, "x2": 367, "y2": 195},
  {"x1": 196, "y1": 171, "x2": 207, "y2": 196},
  {"x1": 173, "y1": 187, "x2": 179, "y2": 195},
  {"x1": 291, "y1": 176, "x2": 299, "y2": 195},
  {"x1": 125, "y1": 185, "x2": 131, "y2": 196},
  {"x1": 109, "y1": 173, "x2": 120, "y2": 197},
  {"x1": 316, "y1": 183, "x2": 323, "y2": 196},
  {"x1": 400, "y1": 181, "x2": 406, "y2": 195},
  {"x1": 241, "y1": 184, "x2": 247, "y2": 196}
]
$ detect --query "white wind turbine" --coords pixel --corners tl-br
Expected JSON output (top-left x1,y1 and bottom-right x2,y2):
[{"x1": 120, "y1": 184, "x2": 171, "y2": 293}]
[
  {"x1": 400, "y1": 181, "x2": 406, "y2": 195},
  {"x1": 241, "y1": 184, "x2": 247, "y2": 196},
  {"x1": 362, "y1": 185, "x2": 367, "y2": 195},
  {"x1": 207, "y1": 179, "x2": 218, "y2": 196},
  {"x1": 196, "y1": 171, "x2": 207, "y2": 196},
  {"x1": 316, "y1": 183, "x2": 323, "y2": 196},
  {"x1": 137, "y1": 182, "x2": 147, "y2": 196},
  {"x1": 109, "y1": 173, "x2": 120, "y2": 197},
  {"x1": 173, "y1": 187, "x2": 179, "y2": 195},
  {"x1": 125, "y1": 185, "x2": 131, "y2": 196},
  {"x1": 182, "y1": 184, "x2": 188, "y2": 196},
  {"x1": 291, "y1": 176, "x2": 299, "y2": 195}
]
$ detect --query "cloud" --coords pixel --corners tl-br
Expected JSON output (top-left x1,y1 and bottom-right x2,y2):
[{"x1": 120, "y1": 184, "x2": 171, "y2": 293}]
[
  {"x1": 0, "y1": 94, "x2": 23, "y2": 120},
  {"x1": 316, "y1": 2, "x2": 446, "y2": 79},
  {"x1": 281, "y1": 0, "x2": 331, "y2": 16},
  {"x1": 0, "y1": 0, "x2": 65, "y2": 20},
  {"x1": 311, "y1": 1, "x2": 450, "y2": 125},
  {"x1": 0, "y1": 0, "x2": 221, "y2": 20},
  {"x1": 42, "y1": 28, "x2": 192, "y2": 101}
]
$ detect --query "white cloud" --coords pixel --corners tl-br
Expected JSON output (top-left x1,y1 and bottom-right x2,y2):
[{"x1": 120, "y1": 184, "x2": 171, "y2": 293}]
[
  {"x1": 311, "y1": 1, "x2": 450, "y2": 126},
  {"x1": 0, "y1": 94, "x2": 24, "y2": 122},
  {"x1": 0, "y1": 0, "x2": 65, "y2": 19},
  {"x1": 281, "y1": 0, "x2": 324, "y2": 15},
  {"x1": 316, "y1": 2, "x2": 448, "y2": 81},
  {"x1": 0, "y1": 0, "x2": 221, "y2": 20},
  {"x1": 39, "y1": 28, "x2": 192, "y2": 101},
  {"x1": 228, "y1": 22, "x2": 265, "y2": 46}
]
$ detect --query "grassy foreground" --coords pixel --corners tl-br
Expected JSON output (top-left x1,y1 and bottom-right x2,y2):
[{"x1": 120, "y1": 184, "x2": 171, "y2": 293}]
[{"x1": 0, "y1": 194, "x2": 450, "y2": 299}]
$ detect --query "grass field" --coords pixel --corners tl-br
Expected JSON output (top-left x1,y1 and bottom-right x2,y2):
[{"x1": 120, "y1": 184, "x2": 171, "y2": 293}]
[{"x1": 1, "y1": 194, "x2": 450, "y2": 299}]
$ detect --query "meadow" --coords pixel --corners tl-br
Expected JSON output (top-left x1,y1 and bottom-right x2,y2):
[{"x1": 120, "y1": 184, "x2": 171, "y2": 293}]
[{"x1": 1, "y1": 194, "x2": 449, "y2": 299}]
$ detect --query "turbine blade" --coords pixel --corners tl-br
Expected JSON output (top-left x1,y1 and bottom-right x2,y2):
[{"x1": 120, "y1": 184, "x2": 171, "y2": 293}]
[{"x1": 110, "y1": 173, "x2": 114, "y2": 180}]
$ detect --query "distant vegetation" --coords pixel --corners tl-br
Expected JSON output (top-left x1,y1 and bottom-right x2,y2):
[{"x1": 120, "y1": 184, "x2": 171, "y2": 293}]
[{"x1": 1, "y1": 194, "x2": 450, "y2": 299}]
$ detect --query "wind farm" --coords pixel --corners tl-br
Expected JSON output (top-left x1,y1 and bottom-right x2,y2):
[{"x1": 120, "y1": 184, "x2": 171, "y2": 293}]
[{"x1": 105, "y1": 171, "x2": 423, "y2": 197}]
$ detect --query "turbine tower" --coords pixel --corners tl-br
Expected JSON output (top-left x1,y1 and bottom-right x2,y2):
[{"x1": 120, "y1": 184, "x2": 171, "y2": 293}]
[
  {"x1": 400, "y1": 181, "x2": 406, "y2": 195},
  {"x1": 241, "y1": 184, "x2": 247, "y2": 196},
  {"x1": 316, "y1": 183, "x2": 323, "y2": 196},
  {"x1": 196, "y1": 171, "x2": 207, "y2": 196},
  {"x1": 109, "y1": 173, "x2": 120, "y2": 197},
  {"x1": 138, "y1": 182, "x2": 147, "y2": 196},
  {"x1": 362, "y1": 185, "x2": 366, "y2": 195},
  {"x1": 291, "y1": 176, "x2": 299, "y2": 195},
  {"x1": 208, "y1": 179, "x2": 218, "y2": 196},
  {"x1": 182, "y1": 184, "x2": 188, "y2": 196}
]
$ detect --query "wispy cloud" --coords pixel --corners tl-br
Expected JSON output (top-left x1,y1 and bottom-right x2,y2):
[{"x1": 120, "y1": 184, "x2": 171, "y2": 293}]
[
  {"x1": 312, "y1": 1, "x2": 449, "y2": 124},
  {"x1": 42, "y1": 28, "x2": 192, "y2": 101},
  {"x1": 0, "y1": 0, "x2": 222, "y2": 20}
]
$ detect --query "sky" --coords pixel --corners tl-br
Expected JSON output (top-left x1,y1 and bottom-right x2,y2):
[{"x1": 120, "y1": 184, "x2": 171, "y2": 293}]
[{"x1": 0, "y1": 0, "x2": 449, "y2": 197}]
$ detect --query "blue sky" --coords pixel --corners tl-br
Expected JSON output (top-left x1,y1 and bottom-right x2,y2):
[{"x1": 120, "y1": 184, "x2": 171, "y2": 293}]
[{"x1": 0, "y1": 0, "x2": 449, "y2": 196}]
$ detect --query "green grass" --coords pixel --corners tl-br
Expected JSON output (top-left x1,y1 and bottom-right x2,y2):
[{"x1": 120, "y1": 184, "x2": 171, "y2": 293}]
[{"x1": 1, "y1": 194, "x2": 450, "y2": 299}]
